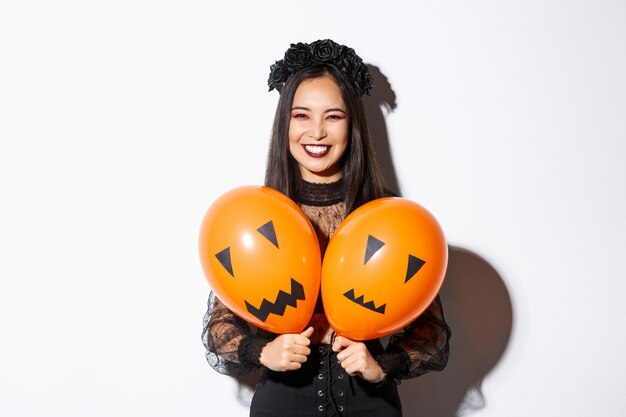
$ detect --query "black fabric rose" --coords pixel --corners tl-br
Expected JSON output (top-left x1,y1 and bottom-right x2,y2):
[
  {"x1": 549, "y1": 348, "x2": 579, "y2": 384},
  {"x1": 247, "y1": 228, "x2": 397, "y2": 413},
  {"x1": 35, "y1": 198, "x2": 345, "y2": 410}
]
[
  {"x1": 354, "y1": 67, "x2": 374, "y2": 96},
  {"x1": 267, "y1": 39, "x2": 373, "y2": 96},
  {"x1": 311, "y1": 39, "x2": 339, "y2": 62},
  {"x1": 267, "y1": 61, "x2": 289, "y2": 92},
  {"x1": 284, "y1": 42, "x2": 313, "y2": 69},
  {"x1": 336, "y1": 46, "x2": 359, "y2": 74}
]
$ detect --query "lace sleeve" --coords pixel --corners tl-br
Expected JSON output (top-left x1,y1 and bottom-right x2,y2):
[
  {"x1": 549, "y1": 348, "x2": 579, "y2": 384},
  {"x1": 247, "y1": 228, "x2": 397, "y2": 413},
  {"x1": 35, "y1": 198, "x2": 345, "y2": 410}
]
[
  {"x1": 201, "y1": 292, "x2": 272, "y2": 376},
  {"x1": 375, "y1": 295, "x2": 451, "y2": 381}
]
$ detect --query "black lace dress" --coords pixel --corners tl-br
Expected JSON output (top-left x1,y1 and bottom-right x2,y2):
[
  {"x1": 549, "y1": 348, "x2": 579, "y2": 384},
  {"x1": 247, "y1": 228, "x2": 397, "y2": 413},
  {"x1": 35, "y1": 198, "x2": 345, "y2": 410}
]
[{"x1": 201, "y1": 179, "x2": 451, "y2": 417}]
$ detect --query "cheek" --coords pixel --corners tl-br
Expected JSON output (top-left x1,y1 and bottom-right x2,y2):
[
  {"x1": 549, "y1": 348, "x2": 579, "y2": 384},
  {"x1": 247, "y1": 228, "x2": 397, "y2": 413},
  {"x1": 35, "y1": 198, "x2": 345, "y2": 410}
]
[
  {"x1": 333, "y1": 123, "x2": 349, "y2": 145},
  {"x1": 288, "y1": 120, "x2": 305, "y2": 143},
  {"x1": 288, "y1": 139, "x2": 301, "y2": 161},
  {"x1": 333, "y1": 129, "x2": 349, "y2": 156},
  {"x1": 287, "y1": 126, "x2": 300, "y2": 155}
]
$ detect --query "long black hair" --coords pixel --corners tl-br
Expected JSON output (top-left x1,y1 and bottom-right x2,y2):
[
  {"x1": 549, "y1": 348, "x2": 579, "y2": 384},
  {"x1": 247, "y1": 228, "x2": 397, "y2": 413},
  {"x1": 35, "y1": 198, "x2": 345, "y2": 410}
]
[{"x1": 264, "y1": 64, "x2": 385, "y2": 214}]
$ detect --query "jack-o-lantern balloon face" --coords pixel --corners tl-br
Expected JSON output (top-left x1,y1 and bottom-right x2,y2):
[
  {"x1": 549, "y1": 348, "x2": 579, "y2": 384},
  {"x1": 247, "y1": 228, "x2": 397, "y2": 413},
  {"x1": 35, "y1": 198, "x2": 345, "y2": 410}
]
[
  {"x1": 199, "y1": 186, "x2": 321, "y2": 334},
  {"x1": 321, "y1": 197, "x2": 447, "y2": 340}
]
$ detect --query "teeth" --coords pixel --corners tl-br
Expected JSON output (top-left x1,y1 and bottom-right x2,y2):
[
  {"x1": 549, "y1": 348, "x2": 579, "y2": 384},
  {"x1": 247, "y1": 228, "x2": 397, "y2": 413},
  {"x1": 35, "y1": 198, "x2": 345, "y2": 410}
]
[{"x1": 304, "y1": 145, "x2": 329, "y2": 155}]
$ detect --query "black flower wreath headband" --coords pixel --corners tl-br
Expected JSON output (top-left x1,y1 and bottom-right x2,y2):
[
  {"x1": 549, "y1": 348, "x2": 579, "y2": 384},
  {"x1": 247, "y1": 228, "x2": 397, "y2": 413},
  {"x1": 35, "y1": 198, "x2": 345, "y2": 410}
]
[{"x1": 267, "y1": 39, "x2": 373, "y2": 96}]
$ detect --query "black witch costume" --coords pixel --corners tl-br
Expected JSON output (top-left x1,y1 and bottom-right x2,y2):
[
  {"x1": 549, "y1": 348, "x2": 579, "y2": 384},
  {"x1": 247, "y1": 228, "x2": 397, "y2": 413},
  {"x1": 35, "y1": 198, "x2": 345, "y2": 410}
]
[{"x1": 202, "y1": 179, "x2": 451, "y2": 416}]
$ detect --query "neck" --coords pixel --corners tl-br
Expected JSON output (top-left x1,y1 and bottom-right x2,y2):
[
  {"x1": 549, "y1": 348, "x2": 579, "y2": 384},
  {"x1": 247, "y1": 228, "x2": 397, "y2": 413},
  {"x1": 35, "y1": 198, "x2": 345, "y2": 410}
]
[{"x1": 295, "y1": 177, "x2": 344, "y2": 206}]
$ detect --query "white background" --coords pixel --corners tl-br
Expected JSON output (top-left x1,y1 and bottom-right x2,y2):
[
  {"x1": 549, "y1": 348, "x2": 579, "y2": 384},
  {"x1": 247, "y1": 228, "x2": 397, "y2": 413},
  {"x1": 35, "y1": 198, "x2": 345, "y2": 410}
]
[{"x1": 1, "y1": 1, "x2": 625, "y2": 416}]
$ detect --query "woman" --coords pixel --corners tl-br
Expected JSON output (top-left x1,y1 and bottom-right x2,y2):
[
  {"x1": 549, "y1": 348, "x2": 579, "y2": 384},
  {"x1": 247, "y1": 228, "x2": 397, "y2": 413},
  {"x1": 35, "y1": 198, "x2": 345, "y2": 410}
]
[{"x1": 202, "y1": 39, "x2": 451, "y2": 417}]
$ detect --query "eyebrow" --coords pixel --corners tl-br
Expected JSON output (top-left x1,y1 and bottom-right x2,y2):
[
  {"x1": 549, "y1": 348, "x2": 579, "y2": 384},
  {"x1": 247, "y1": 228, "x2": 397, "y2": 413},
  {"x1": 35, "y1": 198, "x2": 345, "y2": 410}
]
[{"x1": 291, "y1": 106, "x2": 347, "y2": 114}]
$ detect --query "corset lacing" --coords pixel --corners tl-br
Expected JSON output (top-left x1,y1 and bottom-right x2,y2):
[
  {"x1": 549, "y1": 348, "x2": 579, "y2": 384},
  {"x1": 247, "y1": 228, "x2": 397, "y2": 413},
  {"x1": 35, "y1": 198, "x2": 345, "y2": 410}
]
[{"x1": 314, "y1": 344, "x2": 353, "y2": 416}]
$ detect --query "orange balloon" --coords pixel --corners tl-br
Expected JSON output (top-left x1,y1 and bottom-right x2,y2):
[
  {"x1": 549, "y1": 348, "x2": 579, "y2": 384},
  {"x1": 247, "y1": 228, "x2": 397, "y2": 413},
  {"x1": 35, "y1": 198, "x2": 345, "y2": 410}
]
[
  {"x1": 199, "y1": 186, "x2": 321, "y2": 334},
  {"x1": 321, "y1": 197, "x2": 447, "y2": 340}
]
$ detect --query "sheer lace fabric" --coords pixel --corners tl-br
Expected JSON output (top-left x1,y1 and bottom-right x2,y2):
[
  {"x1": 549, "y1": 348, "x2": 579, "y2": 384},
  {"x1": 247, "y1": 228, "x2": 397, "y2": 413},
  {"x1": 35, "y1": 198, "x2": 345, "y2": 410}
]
[
  {"x1": 299, "y1": 202, "x2": 345, "y2": 256},
  {"x1": 201, "y1": 180, "x2": 450, "y2": 380}
]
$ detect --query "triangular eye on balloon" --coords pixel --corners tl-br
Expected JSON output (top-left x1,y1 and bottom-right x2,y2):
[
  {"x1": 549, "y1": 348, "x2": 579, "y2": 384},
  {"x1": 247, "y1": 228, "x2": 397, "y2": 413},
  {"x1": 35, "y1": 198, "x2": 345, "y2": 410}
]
[
  {"x1": 257, "y1": 220, "x2": 279, "y2": 248},
  {"x1": 363, "y1": 234, "x2": 426, "y2": 283},
  {"x1": 364, "y1": 235, "x2": 385, "y2": 264},
  {"x1": 405, "y1": 254, "x2": 426, "y2": 283},
  {"x1": 216, "y1": 247, "x2": 234, "y2": 277}
]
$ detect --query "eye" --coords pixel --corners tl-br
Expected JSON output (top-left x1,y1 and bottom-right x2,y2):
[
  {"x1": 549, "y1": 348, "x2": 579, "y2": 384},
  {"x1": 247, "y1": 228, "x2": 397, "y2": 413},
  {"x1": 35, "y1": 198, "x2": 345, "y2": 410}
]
[
  {"x1": 257, "y1": 220, "x2": 279, "y2": 248},
  {"x1": 215, "y1": 247, "x2": 234, "y2": 277},
  {"x1": 405, "y1": 254, "x2": 425, "y2": 283},
  {"x1": 291, "y1": 112, "x2": 308, "y2": 119},
  {"x1": 363, "y1": 234, "x2": 426, "y2": 283},
  {"x1": 364, "y1": 235, "x2": 385, "y2": 264}
]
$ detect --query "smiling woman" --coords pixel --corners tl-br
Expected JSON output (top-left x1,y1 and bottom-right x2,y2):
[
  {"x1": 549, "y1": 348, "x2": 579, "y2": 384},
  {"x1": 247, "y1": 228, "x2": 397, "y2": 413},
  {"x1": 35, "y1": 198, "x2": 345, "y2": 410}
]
[
  {"x1": 202, "y1": 39, "x2": 451, "y2": 417},
  {"x1": 288, "y1": 76, "x2": 349, "y2": 183}
]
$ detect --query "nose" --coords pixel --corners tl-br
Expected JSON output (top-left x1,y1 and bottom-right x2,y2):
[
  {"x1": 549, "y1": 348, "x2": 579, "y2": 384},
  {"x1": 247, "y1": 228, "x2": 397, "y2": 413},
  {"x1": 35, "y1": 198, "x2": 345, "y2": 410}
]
[{"x1": 308, "y1": 121, "x2": 327, "y2": 141}]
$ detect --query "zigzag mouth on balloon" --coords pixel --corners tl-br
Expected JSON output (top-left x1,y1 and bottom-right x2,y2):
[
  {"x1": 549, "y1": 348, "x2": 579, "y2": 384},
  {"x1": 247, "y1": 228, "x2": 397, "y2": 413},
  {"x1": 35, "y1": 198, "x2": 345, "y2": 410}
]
[
  {"x1": 245, "y1": 278, "x2": 305, "y2": 322},
  {"x1": 343, "y1": 289, "x2": 386, "y2": 314}
]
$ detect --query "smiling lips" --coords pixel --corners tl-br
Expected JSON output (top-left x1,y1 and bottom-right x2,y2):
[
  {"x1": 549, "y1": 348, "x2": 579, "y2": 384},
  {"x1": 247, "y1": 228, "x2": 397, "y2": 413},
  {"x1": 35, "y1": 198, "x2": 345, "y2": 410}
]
[{"x1": 303, "y1": 144, "x2": 331, "y2": 157}]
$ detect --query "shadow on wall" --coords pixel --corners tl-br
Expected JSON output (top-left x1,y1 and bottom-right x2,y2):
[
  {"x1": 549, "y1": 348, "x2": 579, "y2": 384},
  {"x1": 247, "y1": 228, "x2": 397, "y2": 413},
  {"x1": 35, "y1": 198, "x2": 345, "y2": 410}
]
[
  {"x1": 399, "y1": 247, "x2": 513, "y2": 416},
  {"x1": 234, "y1": 64, "x2": 514, "y2": 416},
  {"x1": 234, "y1": 248, "x2": 513, "y2": 416},
  {"x1": 363, "y1": 64, "x2": 400, "y2": 195},
  {"x1": 362, "y1": 65, "x2": 514, "y2": 415}
]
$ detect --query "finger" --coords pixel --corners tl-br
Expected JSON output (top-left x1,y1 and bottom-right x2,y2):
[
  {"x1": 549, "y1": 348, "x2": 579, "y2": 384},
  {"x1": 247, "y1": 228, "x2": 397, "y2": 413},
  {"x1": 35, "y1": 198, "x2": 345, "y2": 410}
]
[
  {"x1": 274, "y1": 351, "x2": 309, "y2": 371},
  {"x1": 289, "y1": 352, "x2": 310, "y2": 364},
  {"x1": 293, "y1": 327, "x2": 314, "y2": 346},
  {"x1": 291, "y1": 344, "x2": 311, "y2": 357},
  {"x1": 343, "y1": 363, "x2": 362, "y2": 377},
  {"x1": 336, "y1": 341, "x2": 360, "y2": 361},
  {"x1": 332, "y1": 335, "x2": 355, "y2": 352},
  {"x1": 341, "y1": 351, "x2": 370, "y2": 377},
  {"x1": 282, "y1": 361, "x2": 304, "y2": 371},
  {"x1": 337, "y1": 350, "x2": 359, "y2": 371},
  {"x1": 300, "y1": 326, "x2": 314, "y2": 338}
]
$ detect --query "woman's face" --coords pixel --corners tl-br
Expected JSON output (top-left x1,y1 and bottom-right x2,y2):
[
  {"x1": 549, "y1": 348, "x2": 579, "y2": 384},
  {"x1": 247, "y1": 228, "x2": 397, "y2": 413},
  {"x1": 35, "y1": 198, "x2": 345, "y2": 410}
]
[{"x1": 288, "y1": 75, "x2": 349, "y2": 183}]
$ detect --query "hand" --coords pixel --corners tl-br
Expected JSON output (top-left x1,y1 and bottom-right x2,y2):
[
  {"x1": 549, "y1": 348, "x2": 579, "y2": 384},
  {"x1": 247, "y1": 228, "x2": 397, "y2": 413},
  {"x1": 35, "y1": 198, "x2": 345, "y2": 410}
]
[
  {"x1": 332, "y1": 335, "x2": 386, "y2": 383},
  {"x1": 259, "y1": 327, "x2": 314, "y2": 372}
]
